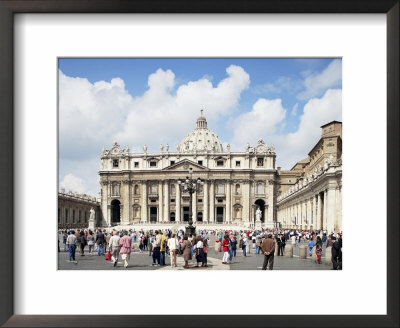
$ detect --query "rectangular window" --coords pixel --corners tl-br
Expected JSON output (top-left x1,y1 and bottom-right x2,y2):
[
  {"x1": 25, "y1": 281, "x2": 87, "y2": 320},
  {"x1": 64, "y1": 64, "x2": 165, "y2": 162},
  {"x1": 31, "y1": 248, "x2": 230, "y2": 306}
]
[
  {"x1": 198, "y1": 160, "x2": 203, "y2": 165},
  {"x1": 217, "y1": 199, "x2": 223, "y2": 203},
  {"x1": 134, "y1": 161, "x2": 139, "y2": 168},
  {"x1": 257, "y1": 158, "x2": 264, "y2": 166},
  {"x1": 198, "y1": 199, "x2": 203, "y2": 203},
  {"x1": 170, "y1": 160, "x2": 175, "y2": 165},
  {"x1": 217, "y1": 160, "x2": 224, "y2": 167},
  {"x1": 235, "y1": 161, "x2": 241, "y2": 167},
  {"x1": 113, "y1": 159, "x2": 119, "y2": 168},
  {"x1": 170, "y1": 199, "x2": 175, "y2": 203},
  {"x1": 151, "y1": 199, "x2": 156, "y2": 203},
  {"x1": 150, "y1": 161, "x2": 157, "y2": 167}
]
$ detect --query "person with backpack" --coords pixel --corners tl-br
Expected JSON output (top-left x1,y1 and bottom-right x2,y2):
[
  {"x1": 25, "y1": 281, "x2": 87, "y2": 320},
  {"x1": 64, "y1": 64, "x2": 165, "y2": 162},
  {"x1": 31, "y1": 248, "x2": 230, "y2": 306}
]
[
  {"x1": 95, "y1": 229, "x2": 105, "y2": 256},
  {"x1": 79, "y1": 230, "x2": 87, "y2": 256}
]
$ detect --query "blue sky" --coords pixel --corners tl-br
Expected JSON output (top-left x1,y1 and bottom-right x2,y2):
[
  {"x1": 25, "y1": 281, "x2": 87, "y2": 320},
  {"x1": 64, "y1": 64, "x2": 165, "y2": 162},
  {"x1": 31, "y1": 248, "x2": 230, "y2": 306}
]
[{"x1": 58, "y1": 58, "x2": 342, "y2": 196}]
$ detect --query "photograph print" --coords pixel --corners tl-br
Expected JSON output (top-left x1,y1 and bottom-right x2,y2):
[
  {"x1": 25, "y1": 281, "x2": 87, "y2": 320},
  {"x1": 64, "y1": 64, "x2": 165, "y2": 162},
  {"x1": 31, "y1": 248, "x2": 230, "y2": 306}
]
[{"x1": 58, "y1": 58, "x2": 342, "y2": 271}]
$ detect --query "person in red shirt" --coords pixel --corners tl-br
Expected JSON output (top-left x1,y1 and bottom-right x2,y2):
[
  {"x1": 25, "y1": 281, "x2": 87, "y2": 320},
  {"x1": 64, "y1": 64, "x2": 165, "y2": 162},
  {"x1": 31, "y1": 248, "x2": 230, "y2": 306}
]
[{"x1": 222, "y1": 235, "x2": 230, "y2": 264}]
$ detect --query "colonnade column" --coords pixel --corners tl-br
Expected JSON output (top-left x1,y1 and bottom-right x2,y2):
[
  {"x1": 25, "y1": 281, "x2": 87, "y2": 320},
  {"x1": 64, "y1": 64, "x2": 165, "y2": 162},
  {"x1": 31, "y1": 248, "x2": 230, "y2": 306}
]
[
  {"x1": 209, "y1": 181, "x2": 215, "y2": 223},
  {"x1": 192, "y1": 190, "x2": 197, "y2": 223},
  {"x1": 176, "y1": 183, "x2": 181, "y2": 222},
  {"x1": 203, "y1": 181, "x2": 209, "y2": 223},
  {"x1": 312, "y1": 196, "x2": 317, "y2": 228},
  {"x1": 226, "y1": 181, "x2": 231, "y2": 223},
  {"x1": 317, "y1": 193, "x2": 322, "y2": 230},
  {"x1": 141, "y1": 182, "x2": 147, "y2": 223},
  {"x1": 158, "y1": 181, "x2": 163, "y2": 222},
  {"x1": 327, "y1": 188, "x2": 336, "y2": 234},
  {"x1": 323, "y1": 190, "x2": 328, "y2": 231},
  {"x1": 164, "y1": 181, "x2": 169, "y2": 222}
]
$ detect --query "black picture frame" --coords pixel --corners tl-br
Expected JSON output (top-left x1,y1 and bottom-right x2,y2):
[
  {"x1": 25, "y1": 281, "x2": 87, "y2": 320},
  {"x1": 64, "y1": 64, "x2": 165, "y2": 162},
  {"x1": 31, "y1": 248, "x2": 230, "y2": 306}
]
[{"x1": 0, "y1": 1, "x2": 398, "y2": 327}]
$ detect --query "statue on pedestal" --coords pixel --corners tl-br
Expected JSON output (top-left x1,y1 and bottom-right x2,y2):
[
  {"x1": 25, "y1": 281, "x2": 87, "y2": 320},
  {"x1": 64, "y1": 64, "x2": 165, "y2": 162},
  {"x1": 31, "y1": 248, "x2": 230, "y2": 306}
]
[
  {"x1": 255, "y1": 207, "x2": 262, "y2": 229},
  {"x1": 88, "y1": 207, "x2": 96, "y2": 231}
]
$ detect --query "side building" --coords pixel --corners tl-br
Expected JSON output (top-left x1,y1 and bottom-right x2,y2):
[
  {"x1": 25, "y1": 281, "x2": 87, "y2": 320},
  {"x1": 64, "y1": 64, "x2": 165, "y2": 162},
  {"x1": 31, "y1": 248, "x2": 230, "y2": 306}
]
[
  {"x1": 98, "y1": 111, "x2": 278, "y2": 229},
  {"x1": 58, "y1": 189, "x2": 102, "y2": 229},
  {"x1": 276, "y1": 121, "x2": 342, "y2": 233}
]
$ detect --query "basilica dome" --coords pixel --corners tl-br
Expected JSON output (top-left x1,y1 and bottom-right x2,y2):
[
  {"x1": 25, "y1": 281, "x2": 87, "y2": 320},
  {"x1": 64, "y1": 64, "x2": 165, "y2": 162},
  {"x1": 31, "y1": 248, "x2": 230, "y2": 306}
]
[{"x1": 177, "y1": 110, "x2": 224, "y2": 153}]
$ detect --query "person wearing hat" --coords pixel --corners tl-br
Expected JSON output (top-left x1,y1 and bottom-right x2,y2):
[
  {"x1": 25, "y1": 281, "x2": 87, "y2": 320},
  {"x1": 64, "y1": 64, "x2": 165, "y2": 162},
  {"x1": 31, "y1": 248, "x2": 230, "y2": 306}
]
[{"x1": 260, "y1": 233, "x2": 275, "y2": 270}]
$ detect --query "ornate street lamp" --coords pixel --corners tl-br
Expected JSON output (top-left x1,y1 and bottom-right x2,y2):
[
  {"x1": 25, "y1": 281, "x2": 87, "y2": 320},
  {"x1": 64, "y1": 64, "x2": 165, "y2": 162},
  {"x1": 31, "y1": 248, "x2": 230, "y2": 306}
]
[{"x1": 178, "y1": 168, "x2": 204, "y2": 237}]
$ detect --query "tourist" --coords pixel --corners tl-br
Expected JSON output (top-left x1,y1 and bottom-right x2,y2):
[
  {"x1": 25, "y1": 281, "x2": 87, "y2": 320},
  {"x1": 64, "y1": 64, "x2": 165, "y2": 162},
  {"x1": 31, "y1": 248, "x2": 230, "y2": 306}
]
[
  {"x1": 79, "y1": 231, "x2": 87, "y2": 256},
  {"x1": 87, "y1": 230, "x2": 95, "y2": 254},
  {"x1": 308, "y1": 238, "x2": 315, "y2": 256},
  {"x1": 242, "y1": 234, "x2": 248, "y2": 257},
  {"x1": 256, "y1": 237, "x2": 262, "y2": 254},
  {"x1": 62, "y1": 231, "x2": 68, "y2": 252},
  {"x1": 322, "y1": 233, "x2": 327, "y2": 247},
  {"x1": 291, "y1": 234, "x2": 297, "y2": 247},
  {"x1": 119, "y1": 230, "x2": 133, "y2": 268},
  {"x1": 331, "y1": 236, "x2": 342, "y2": 270},
  {"x1": 95, "y1": 229, "x2": 105, "y2": 256},
  {"x1": 181, "y1": 235, "x2": 191, "y2": 269},
  {"x1": 160, "y1": 231, "x2": 168, "y2": 266},
  {"x1": 109, "y1": 230, "x2": 120, "y2": 267},
  {"x1": 337, "y1": 232, "x2": 343, "y2": 270},
  {"x1": 280, "y1": 234, "x2": 286, "y2": 255},
  {"x1": 105, "y1": 232, "x2": 111, "y2": 253},
  {"x1": 276, "y1": 234, "x2": 282, "y2": 256},
  {"x1": 203, "y1": 238, "x2": 209, "y2": 267},
  {"x1": 167, "y1": 233, "x2": 178, "y2": 267},
  {"x1": 139, "y1": 238, "x2": 144, "y2": 253},
  {"x1": 66, "y1": 230, "x2": 77, "y2": 263},
  {"x1": 195, "y1": 236, "x2": 205, "y2": 267},
  {"x1": 252, "y1": 234, "x2": 256, "y2": 251},
  {"x1": 260, "y1": 233, "x2": 275, "y2": 270},
  {"x1": 315, "y1": 242, "x2": 322, "y2": 264},
  {"x1": 230, "y1": 236, "x2": 237, "y2": 260},
  {"x1": 152, "y1": 231, "x2": 161, "y2": 266},
  {"x1": 222, "y1": 235, "x2": 230, "y2": 264}
]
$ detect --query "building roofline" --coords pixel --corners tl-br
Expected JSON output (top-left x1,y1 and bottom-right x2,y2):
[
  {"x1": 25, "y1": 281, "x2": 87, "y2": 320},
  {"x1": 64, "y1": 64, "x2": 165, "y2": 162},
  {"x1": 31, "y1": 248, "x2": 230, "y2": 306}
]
[{"x1": 320, "y1": 120, "x2": 342, "y2": 128}]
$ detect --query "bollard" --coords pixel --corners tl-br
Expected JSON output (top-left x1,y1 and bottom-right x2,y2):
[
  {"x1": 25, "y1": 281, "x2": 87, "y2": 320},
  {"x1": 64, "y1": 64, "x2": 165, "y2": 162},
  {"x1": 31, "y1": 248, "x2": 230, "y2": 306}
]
[
  {"x1": 299, "y1": 245, "x2": 307, "y2": 259},
  {"x1": 311, "y1": 246, "x2": 317, "y2": 260},
  {"x1": 325, "y1": 246, "x2": 332, "y2": 264},
  {"x1": 284, "y1": 244, "x2": 293, "y2": 258}
]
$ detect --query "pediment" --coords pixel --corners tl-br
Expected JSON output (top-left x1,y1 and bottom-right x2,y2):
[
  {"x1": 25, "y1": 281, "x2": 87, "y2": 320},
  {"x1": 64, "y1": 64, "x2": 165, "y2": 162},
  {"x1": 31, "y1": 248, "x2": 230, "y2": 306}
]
[{"x1": 162, "y1": 159, "x2": 209, "y2": 171}]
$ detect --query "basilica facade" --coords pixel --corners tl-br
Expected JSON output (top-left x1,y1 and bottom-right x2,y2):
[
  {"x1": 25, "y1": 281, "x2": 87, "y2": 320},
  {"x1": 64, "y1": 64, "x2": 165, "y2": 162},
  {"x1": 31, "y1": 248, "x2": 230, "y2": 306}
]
[{"x1": 99, "y1": 111, "x2": 278, "y2": 229}]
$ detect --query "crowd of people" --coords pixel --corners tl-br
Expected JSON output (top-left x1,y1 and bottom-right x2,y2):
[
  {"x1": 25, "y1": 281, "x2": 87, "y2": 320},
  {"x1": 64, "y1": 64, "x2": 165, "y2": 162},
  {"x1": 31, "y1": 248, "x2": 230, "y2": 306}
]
[{"x1": 60, "y1": 227, "x2": 342, "y2": 270}]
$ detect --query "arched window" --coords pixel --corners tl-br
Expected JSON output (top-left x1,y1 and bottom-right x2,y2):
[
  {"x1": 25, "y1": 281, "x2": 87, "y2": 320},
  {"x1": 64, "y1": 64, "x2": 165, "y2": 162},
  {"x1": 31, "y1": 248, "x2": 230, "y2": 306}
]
[
  {"x1": 134, "y1": 184, "x2": 139, "y2": 195},
  {"x1": 257, "y1": 183, "x2": 264, "y2": 195},
  {"x1": 235, "y1": 184, "x2": 240, "y2": 194}
]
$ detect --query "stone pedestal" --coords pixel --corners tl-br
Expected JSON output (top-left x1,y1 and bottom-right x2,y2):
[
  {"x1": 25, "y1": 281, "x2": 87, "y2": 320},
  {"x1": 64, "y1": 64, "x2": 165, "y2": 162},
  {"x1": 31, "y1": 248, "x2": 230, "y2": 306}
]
[
  {"x1": 299, "y1": 245, "x2": 307, "y2": 259},
  {"x1": 255, "y1": 219, "x2": 261, "y2": 230},
  {"x1": 325, "y1": 246, "x2": 332, "y2": 264},
  {"x1": 88, "y1": 219, "x2": 95, "y2": 232},
  {"x1": 284, "y1": 244, "x2": 293, "y2": 257}
]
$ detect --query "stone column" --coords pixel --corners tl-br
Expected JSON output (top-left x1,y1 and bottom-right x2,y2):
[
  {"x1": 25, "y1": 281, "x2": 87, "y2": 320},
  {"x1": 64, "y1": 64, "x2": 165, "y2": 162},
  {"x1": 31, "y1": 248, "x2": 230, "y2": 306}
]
[
  {"x1": 210, "y1": 181, "x2": 215, "y2": 223},
  {"x1": 327, "y1": 187, "x2": 336, "y2": 234},
  {"x1": 204, "y1": 181, "x2": 209, "y2": 223},
  {"x1": 158, "y1": 181, "x2": 163, "y2": 222},
  {"x1": 226, "y1": 181, "x2": 231, "y2": 223},
  {"x1": 317, "y1": 193, "x2": 322, "y2": 230},
  {"x1": 141, "y1": 181, "x2": 147, "y2": 222},
  {"x1": 312, "y1": 195, "x2": 317, "y2": 228},
  {"x1": 176, "y1": 183, "x2": 181, "y2": 222},
  {"x1": 192, "y1": 190, "x2": 197, "y2": 223},
  {"x1": 164, "y1": 180, "x2": 169, "y2": 222},
  {"x1": 323, "y1": 189, "x2": 328, "y2": 231},
  {"x1": 121, "y1": 182, "x2": 130, "y2": 225},
  {"x1": 337, "y1": 187, "x2": 342, "y2": 232},
  {"x1": 265, "y1": 181, "x2": 274, "y2": 228}
]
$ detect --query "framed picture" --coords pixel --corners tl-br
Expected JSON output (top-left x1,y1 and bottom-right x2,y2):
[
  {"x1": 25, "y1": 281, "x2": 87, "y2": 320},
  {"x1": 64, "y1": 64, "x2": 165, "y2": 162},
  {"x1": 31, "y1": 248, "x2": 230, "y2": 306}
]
[{"x1": 0, "y1": 1, "x2": 398, "y2": 327}]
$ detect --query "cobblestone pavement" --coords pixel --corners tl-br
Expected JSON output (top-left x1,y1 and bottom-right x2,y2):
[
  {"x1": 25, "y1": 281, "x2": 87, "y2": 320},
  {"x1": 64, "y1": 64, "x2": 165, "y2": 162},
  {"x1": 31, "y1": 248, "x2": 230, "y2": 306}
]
[{"x1": 58, "y1": 234, "x2": 333, "y2": 270}]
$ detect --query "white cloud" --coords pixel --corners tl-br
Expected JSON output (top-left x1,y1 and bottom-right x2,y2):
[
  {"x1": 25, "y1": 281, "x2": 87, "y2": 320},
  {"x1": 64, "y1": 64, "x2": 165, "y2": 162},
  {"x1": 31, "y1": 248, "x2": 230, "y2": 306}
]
[
  {"x1": 275, "y1": 88, "x2": 342, "y2": 168},
  {"x1": 297, "y1": 59, "x2": 342, "y2": 100},
  {"x1": 60, "y1": 173, "x2": 86, "y2": 194},
  {"x1": 114, "y1": 64, "x2": 250, "y2": 150},
  {"x1": 229, "y1": 98, "x2": 286, "y2": 150}
]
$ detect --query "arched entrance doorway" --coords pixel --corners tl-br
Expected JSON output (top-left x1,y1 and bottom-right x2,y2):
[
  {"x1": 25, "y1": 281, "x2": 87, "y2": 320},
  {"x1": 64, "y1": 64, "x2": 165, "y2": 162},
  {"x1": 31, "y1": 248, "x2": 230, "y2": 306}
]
[
  {"x1": 254, "y1": 199, "x2": 265, "y2": 224},
  {"x1": 111, "y1": 199, "x2": 121, "y2": 224}
]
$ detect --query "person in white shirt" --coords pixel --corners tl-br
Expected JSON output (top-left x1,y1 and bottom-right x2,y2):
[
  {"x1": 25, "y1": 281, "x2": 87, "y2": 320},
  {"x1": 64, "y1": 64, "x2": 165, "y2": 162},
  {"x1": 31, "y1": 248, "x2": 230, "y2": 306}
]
[
  {"x1": 109, "y1": 231, "x2": 121, "y2": 267},
  {"x1": 167, "y1": 233, "x2": 179, "y2": 267}
]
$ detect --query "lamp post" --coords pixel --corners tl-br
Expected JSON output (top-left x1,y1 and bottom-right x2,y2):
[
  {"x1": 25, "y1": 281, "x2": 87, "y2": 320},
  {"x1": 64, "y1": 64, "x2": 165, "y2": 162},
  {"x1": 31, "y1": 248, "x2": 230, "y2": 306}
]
[{"x1": 178, "y1": 168, "x2": 204, "y2": 237}]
